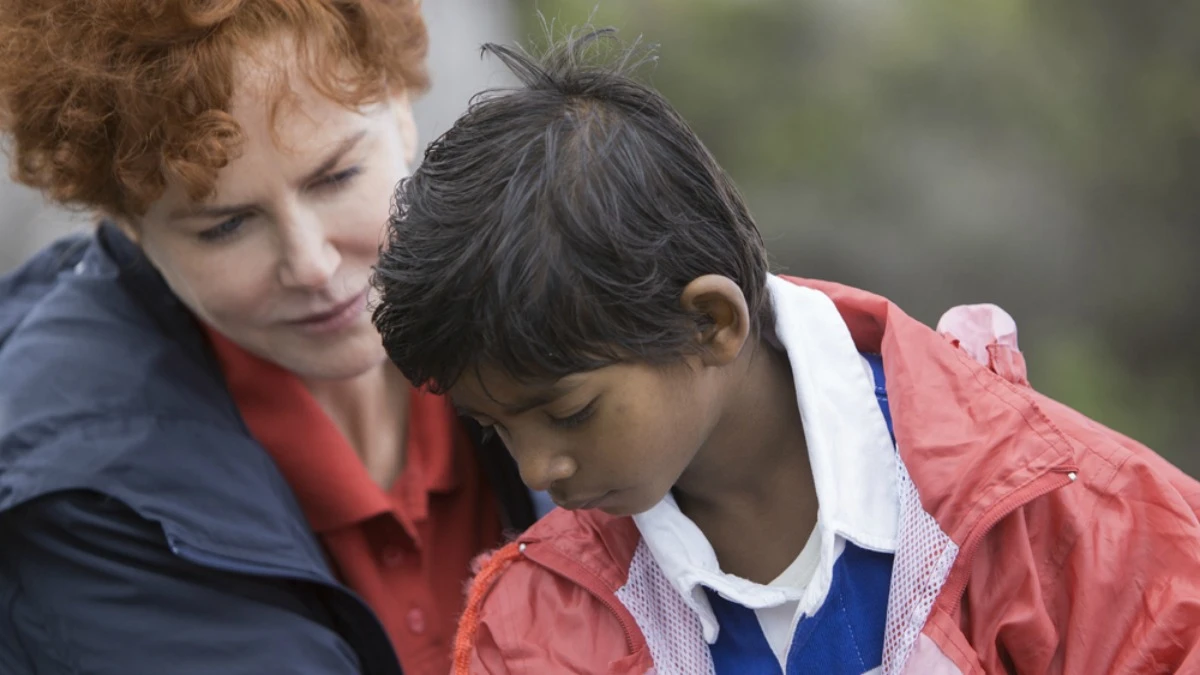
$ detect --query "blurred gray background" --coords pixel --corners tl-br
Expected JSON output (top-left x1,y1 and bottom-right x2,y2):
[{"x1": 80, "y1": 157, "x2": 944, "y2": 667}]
[{"x1": 3, "y1": 0, "x2": 1197, "y2": 474}]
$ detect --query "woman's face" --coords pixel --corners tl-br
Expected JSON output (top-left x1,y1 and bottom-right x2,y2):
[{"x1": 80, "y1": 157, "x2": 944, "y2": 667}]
[{"x1": 137, "y1": 42, "x2": 417, "y2": 381}]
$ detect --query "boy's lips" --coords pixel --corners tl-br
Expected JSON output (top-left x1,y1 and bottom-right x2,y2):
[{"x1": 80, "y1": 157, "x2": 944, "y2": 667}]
[{"x1": 555, "y1": 490, "x2": 617, "y2": 511}]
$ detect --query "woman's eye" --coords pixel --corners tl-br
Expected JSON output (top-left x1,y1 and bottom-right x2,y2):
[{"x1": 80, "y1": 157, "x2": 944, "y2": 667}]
[
  {"x1": 198, "y1": 214, "x2": 247, "y2": 243},
  {"x1": 549, "y1": 400, "x2": 597, "y2": 430},
  {"x1": 312, "y1": 166, "x2": 361, "y2": 191}
]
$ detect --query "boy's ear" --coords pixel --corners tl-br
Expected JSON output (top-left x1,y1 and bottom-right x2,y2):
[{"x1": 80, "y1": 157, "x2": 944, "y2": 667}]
[{"x1": 680, "y1": 275, "x2": 751, "y2": 366}]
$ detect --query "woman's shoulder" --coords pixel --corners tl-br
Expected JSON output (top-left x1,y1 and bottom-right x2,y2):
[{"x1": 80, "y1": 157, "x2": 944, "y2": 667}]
[
  {"x1": 1, "y1": 229, "x2": 224, "y2": 427},
  {"x1": 0, "y1": 232, "x2": 264, "y2": 520}
]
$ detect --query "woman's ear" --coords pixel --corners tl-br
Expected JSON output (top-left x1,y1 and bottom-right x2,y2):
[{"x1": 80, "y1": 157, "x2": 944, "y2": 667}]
[{"x1": 680, "y1": 275, "x2": 751, "y2": 366}]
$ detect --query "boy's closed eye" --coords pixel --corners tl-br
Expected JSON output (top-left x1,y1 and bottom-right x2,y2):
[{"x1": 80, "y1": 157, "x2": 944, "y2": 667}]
[
  {"x1": 546, "y1": 398, "x2": 599, "y2": 429},
  {"x1": 455, "y1": 396, "x2": 600, "y2": 433}
]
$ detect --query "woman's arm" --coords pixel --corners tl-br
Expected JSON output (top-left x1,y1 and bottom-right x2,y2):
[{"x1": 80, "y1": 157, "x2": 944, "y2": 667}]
[{"x1": 1, "y1": 491, "x2": 370, "y2": 675}]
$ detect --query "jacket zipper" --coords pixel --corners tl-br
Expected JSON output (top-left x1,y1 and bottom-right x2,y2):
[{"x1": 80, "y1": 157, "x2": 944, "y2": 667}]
[
  {"x1": 520, "y1": 544, "x2": 642, "y2": 656},
  {"x1": 943, "y1": 467, "x2": 1077, "y2": 617},
  {"x1": 490, "y1": 471, "x2": 1079, "y2": 664}
]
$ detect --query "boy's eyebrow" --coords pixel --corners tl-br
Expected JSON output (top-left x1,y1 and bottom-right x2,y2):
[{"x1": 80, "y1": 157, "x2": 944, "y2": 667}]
[
  {"x1": 502, "y1": 389, "x2": 568, "y2": 416},
  {"x1": 453, "y1": 383, "x2": 577, "y2": 418}
]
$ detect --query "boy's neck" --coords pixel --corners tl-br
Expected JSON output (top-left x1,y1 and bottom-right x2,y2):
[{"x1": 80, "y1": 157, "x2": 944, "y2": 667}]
[{"x1": 673, "y1": 339, "x2": 818, "y2": 584}]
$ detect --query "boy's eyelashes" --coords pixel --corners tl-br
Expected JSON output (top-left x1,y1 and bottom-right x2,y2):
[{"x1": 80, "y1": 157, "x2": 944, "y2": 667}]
[
  {"x1": 461, "y1": 398, "x2": 600, "y2": 434},
  {"x1": 546, "y1": 398, "x2": 599, "y2": 430}
]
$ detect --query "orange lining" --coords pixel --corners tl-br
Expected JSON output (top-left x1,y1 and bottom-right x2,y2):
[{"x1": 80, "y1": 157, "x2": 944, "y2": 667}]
[{"x1": 452, "y1": 542, "x2": 524, "y2": 674}]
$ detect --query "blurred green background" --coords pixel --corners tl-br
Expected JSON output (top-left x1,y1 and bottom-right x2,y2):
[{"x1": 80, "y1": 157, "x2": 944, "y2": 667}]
[{"x1": 510, "y1": 0, "x2": 1200, "y2": 475}]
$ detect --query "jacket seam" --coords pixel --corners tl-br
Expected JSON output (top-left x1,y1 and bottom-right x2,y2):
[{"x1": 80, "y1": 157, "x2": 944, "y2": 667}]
[
  {"x1": 1050, "y1": 448, "x2": 1133, "y2": 575},
  {"x1": 939, "y1": 347, "x2": 1078, "y2": 538},
  {"x1": 3, "y1": 409, "x2": 238, "y2": 453},
  {"x1": 925, "y1": 607, "x2": 982, "y2": 674},
  {"x1": 1051, "y1": 425, "x2": 1128, "y2": 574},
  {"x1": 955, "y1": 346, "x2": 1073, "y2": 464},
  {"x1": 548, "y1": 539, "x2": 620, "y2": 591},
  {"x1": 2, "y1": 416, "x2": 305, "y2": 555}
]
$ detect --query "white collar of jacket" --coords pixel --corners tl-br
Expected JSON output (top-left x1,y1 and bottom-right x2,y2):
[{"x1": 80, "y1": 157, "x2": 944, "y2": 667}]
[{"x1": 632, "y1": 274, "x2": 899, "y2": 644}]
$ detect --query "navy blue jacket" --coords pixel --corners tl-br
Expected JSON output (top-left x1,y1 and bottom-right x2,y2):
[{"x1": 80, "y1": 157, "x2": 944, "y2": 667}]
[{"x1": 0, "y1": 225, "x2": 535, "y2": 674}]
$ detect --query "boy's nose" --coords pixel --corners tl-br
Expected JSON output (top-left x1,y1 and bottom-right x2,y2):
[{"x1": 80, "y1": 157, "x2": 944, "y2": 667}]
[{"x1": 520, "y1": 454, "x2": 577, "y2": 492}]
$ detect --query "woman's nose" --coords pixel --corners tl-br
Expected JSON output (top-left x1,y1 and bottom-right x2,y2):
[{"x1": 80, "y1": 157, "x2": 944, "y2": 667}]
[{"x1": 277, "y1": 211, "x2": 339, "y2": 290}]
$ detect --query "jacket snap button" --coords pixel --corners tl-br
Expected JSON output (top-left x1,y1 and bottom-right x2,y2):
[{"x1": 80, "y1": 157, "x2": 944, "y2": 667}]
[
  {"x1": 407, "y1": 608, "x2": 427, "y2": 635},
  {"x1": 381, "y1": 547, "x2": 406, "y2": 568}
]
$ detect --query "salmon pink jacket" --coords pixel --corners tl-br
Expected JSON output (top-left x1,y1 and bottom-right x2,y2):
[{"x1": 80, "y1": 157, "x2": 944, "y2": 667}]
[{"x1": 453, "y1": 278, "x2": 1200, "y2": 675}]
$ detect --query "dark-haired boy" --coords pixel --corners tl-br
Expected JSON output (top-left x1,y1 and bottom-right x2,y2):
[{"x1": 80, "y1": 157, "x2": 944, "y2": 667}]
[{"x1": 372, "y1": 28, "x2": 1200, "y2": 675}]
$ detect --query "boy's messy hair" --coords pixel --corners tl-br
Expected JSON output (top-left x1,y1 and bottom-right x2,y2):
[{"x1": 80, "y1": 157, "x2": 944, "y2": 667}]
[{"x1": 372, "y1": 27, "x2": 771, "y2": 393}]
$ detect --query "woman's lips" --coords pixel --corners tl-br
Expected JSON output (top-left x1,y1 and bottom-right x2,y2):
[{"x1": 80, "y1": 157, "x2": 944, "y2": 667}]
[{"x1": 288, "y1": 289, "x2": 368, "y2": 335}]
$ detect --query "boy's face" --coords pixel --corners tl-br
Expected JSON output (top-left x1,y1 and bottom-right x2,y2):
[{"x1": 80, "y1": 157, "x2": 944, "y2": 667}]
[{"x1": 451, "y1": 358, "x2": 728, "y2": 517}]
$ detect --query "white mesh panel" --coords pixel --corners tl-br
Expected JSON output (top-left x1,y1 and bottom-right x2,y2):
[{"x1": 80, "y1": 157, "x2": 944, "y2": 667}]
[
  {"x1": 615, "y1": 541, "x2": 715, "y2": 675},
  {"x1": 882, "y1": 459, "x2": 959, "y2": 675}
]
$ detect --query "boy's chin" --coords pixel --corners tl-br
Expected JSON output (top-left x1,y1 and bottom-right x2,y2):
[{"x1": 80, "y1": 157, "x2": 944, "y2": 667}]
[{"x1": 594, "y1": 490, "x2": 663, "y2": 518}]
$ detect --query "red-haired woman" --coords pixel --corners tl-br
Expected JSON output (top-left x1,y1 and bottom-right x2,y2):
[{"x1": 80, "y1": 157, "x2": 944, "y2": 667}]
[{"x1": 0, "y1": 3, "x2": 538, "y2": 674}]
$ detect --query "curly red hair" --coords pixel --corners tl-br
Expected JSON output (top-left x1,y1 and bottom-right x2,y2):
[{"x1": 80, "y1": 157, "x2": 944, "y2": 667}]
[{"x1": 0, "y1": 0, "x2": 428, "y2": 221}]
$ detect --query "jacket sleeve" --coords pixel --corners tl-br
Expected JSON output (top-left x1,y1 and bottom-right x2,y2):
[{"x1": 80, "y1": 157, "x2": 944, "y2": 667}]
[
  {"x1": 1058, "y1": 463, "x2": 1200, "y2": 674},
  {"x1": 0, "y1": 491, "x2": 366, "y2": 675},
  {"x1": 966, "y1": 445, "x2": 1200, "y2": 675},
  {"x1": 1045, "y1": 405, "x2": 1200, "y2": 674}
]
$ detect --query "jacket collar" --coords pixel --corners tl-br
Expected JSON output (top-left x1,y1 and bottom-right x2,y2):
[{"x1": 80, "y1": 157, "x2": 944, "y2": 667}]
[
  {"x1": 632, "y1": 275, "x2": 898, "y2": 641},
  {"x1": 798, "y1": 276, "x2": 1078, "y2": 545},
  {"x1": 516, "y1": 276, "x2": 1078, "y2": 595}
]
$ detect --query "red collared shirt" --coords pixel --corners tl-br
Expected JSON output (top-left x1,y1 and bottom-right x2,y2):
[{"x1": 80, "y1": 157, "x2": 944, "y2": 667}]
[{"x1": 205, "y1": 329, "x2": 502, "y2": 675}]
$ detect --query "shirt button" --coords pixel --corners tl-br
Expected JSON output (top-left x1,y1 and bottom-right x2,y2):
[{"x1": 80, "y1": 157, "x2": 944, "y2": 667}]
[
  {"x1": 406, "y1": 608, "x2": 427, "y2": 635},
  {"x1": 381, "y1": 546, "x2": 406, "y2": 568}
]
